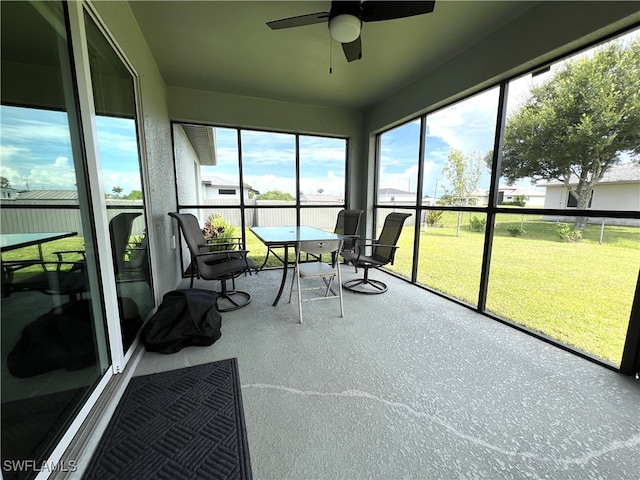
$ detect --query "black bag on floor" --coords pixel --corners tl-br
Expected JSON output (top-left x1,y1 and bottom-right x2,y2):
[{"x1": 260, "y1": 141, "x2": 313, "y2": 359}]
[{"x1": 141, "y1": 289, "x2": 222, "y2": 353}]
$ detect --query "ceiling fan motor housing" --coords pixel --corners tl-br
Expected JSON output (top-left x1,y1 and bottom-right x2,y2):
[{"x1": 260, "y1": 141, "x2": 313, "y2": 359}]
[{"x1": 328, "y1": 1, "x2": 362, "y2": 43}]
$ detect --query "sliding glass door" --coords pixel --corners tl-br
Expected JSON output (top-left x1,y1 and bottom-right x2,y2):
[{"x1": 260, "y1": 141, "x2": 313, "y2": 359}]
[
  {"x1": 1, "y1": 2, "x2": 110, "y2": 478},
  {"x1": 84, "y1": 9, "x2": 154, "y2": 355}
]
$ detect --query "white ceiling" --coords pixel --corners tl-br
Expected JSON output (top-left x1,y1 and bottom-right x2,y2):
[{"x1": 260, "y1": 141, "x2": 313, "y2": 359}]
[{"x1": 128, "y1": 1, "x2": 539, "y2": 111}]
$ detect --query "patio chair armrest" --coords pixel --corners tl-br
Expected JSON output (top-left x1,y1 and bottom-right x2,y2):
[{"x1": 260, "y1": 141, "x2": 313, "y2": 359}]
[
  {"x1": 2, "y1": 260, "x2": 43, "y2": 285},
  {"x1": 47, "y1": 260, "x2": 87, "y2": 271},
  {"x1": 350, "y1": 242, "x2": 399, "y2": 265},
  {"x1": 353, "y1": 237, "x2": 376, "y2": 245},
  {"x1": 196, "y1": 249, "x2": 255, "y2": 272},
  {"x1": 353, "y1": 239, "x2": 395, "y2": 251},
  {"x1": 195, "y1": 249, "x2": 249, "y2": 257},
  {"x1": 53, "y1": 250, "x2": 86, "y2": 260},
  {"x1": 198, "y1": 238, "x2": 246, "y2": 252},
  {"x1": 196, "y1": 249, "x2": 251, "y2": 264}
]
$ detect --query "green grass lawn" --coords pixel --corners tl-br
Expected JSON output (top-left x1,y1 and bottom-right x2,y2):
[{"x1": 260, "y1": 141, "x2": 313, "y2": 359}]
[
  {"x1": 5, "y1": 217, "x2": 637, "y2": 365},
  {"x1": 387, "y1": 212, "x2": 639, "y2": 365}
]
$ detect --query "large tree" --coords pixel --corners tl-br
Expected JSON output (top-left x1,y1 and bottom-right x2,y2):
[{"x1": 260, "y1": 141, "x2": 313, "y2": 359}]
[{"x1": 501, "y1": 37, "x2": 640, "y2": 228}]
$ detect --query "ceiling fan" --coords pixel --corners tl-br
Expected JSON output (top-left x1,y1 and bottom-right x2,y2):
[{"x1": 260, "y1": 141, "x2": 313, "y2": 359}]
[{"x1": 266, "y1": 1, "x2": 436, "y2": 62}]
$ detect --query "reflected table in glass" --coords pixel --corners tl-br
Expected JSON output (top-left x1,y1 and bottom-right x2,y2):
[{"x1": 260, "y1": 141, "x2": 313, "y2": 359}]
[
  {"x1": 1, "y1": 232, "x2": 78, "y2": 254},
  {"x1": 250, "y1": 226, "x2": 343, "y2": 306},
  {"x1": 1, "y1": 232, "x2": 78, "y2": 293}
]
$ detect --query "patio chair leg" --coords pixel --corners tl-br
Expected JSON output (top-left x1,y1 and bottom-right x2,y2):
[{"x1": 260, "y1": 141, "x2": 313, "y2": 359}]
[
  {"x1": 215, "y1": 278, "x2": 251, "y2": 312},
  {"x1": 342, "y1": 268, "x2": 388, "y2": 294}
]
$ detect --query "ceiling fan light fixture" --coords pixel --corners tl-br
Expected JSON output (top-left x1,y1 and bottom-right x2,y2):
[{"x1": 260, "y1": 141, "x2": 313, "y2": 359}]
[{"x1": 329, "y1": 14, "x2": 361, "y2": 43}]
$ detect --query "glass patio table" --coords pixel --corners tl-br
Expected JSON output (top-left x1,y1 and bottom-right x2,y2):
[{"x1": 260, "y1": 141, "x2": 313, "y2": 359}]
[{"x1": 250, "y1": 226, "x2": 343, "y2": 306}]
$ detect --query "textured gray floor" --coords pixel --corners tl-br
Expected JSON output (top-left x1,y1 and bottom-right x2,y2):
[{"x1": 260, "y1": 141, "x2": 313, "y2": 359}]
[{"x1": 135, "y1": 267, "x2": 640, "y2": 480}]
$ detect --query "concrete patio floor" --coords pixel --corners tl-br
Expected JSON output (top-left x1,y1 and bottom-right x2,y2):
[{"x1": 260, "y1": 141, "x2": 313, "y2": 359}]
[{"x1": 132, "y1": 267, "x2": 639, "y2": 479}]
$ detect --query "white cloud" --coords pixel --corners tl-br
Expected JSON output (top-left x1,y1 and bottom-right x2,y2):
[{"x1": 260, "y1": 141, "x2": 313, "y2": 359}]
[
  {"x1": 299, "y1": 169, "x2": 345, "y2": 197},
  {"x1": 0, "y1": 165, "x2": 23, "y2": 188},
  {"x1": 1, "y1": 121, "x2": 70, "y2": 144},
  {"x1": 102, "y1": 170, "x2": 142, "y2": 194},
  {"x1": 244, "y1": 174, "x2": 295, "y2": 196},
  {"x1": 29, "y1": 161, "x2": 77, "y2": 190},
  {"x1": 0, "y1": 144, "x2": 28, "y2": 162},
  {"x1": 378, "y1": 163, "x2": 421, "y2": 193},
  {"x1": 427, "y1": 88, "x2": 499, "y2": 155},
  {"x1": 53, "y1": 156, "x2": 69, "y2": 168}
]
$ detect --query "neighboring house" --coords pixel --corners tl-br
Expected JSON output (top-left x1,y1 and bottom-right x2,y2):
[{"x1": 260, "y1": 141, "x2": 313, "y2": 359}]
[
  {"x1": 0, "y1": 186, "x2": 19, "y2": 200},
  {"x1": 498, "y1": 185, "x2": 546, "y2": 207},
  {"x1": 300, "y1": 193, "x2": 344, "y2": 204},
  {"x1": 475, "y1": 186, "x2": 546, "y2": 207},
  {"x1": 201, "y1": 174, "x2": 258, "y2": 201},
  {"x1": 378, "y1": 188, "x2": 416, "y2": 203},
  {"x1": 422, "y1": 196, "x2": 437, "y2": 207},
  {"x1": 538, "y1": 162, "x2": 640, "y2": 226}
]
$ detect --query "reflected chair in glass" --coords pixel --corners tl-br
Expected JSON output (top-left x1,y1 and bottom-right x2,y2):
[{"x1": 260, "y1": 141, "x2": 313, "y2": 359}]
[
  {"x1": 5, "y1": 252, "x2": 88, "y2": 301},
  {"x1": 288, "y1": 239, "x2": 344, "y2": 324},
  {"x1": 341, "y1": 212, "x2": 411, "y2": 294},
  {"x1": 109, "y1": 212, "x2": 149, "y2": 282},
  {"x1": 169, "y1": 212, "x2": 256, "y2": 312}
]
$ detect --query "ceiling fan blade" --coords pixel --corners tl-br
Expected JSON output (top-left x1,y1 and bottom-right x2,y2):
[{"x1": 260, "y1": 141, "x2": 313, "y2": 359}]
[
  {"x1": 361, "y1": 1, "x2": 435, "y2": 22},
  {"x1": 266, "y1": 12, "x2": 329, "y2": 30},
  {"x1": 342, "y1": 36, "x2": 362, "y2": 62}
]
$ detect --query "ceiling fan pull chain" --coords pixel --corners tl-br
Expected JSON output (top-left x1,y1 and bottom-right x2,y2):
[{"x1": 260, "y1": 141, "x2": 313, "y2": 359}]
[{"x1": 329, "y1": 33, "x2": 333, "y2": 74}]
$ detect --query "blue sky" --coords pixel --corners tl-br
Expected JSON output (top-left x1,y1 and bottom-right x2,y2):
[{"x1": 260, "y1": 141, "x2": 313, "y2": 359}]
[
  {"x1": 205, "y1": 128, "x2": 347, "y2": 197},
  {"x1": 0, "y1": 105, "x2": 142, "y2": 194},
  {"x1": 379, "y1": 87, "x2": 500, "y2": 197}
]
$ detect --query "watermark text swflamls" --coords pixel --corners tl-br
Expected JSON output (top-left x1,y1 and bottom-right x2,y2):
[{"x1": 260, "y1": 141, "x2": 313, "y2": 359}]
[{"x1": 3, "y1": 460, "x2": 78, "y2": 473}]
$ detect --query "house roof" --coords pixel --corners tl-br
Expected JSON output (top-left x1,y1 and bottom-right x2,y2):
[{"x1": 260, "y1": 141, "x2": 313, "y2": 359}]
[
  {"x1": 378, "y1": 188, "x2": 413, "y2": 196},
  {"x1": 15, "y1": 190, "x2": 78, "y2": 201},
  {"x1": 539, "y1": 162, "x2": 640, "y2": 186},
  {"x1": 201, "y1": 174, "x2": 260, "y2": 194},
  {"x1": 182, "y1": 124, "x2": 216, "y2": 166},
  {"x1": 300, "y1": 193, "x2": 344, "y2": 203},
  {"x1": 201, "y1": 174, "x2": 238, "y2": 187}
]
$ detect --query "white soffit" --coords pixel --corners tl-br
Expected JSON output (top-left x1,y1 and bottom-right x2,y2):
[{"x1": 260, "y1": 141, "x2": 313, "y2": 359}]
[{"x1": 182, "y1": 124, "x2": 216, "y2": 166}]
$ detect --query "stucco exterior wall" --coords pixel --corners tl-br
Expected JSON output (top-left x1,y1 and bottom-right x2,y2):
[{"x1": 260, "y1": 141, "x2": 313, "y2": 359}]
[
  {"x1": 542, "y1": 183, "x2": 640, "y2": 226},
  {"x1": 173, "y1": 124, "x2": 201, "y2": 206},
  {"x1": 544, "y1": 183, "x2": 640, "y2": 211}
]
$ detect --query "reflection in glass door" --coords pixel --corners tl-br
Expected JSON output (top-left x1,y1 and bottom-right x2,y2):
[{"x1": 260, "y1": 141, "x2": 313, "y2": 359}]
[
  {"x1": 1, "y1": 3, "x2": 110, "y2": 478},
  {"x1": 84, "y1": 11, "x2": 154, "y2": 355}
]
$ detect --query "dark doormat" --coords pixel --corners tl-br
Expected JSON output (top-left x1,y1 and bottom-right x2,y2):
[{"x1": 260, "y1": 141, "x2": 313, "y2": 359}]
[{"x1": 84, "y1": 358, "x2": 252, "y2": 480}]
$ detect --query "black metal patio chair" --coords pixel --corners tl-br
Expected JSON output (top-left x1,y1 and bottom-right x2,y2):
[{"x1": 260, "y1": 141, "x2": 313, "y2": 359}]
[
  {"x1": 341, "y1": 212, "x2": 411, "y2": 294},
  {"x1": 169, "y1": 212, "x2": 256, "y2": 312}
]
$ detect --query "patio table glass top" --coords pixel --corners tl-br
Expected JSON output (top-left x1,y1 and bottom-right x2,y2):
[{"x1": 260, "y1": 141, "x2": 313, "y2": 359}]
[
  {"x1": 1, "y1": 232, "x2": 78, "y2": 252},
  {"x1": 249, "y1": 226, "x2": 341, "y2": 245},
  {"x1": 249, "y1": 226, "x2": 343, "y2": 306}
]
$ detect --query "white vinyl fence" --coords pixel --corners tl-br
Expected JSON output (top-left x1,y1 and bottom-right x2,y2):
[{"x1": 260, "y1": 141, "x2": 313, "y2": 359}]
[{"x1": 0, "y1": 200, "x2": 146, "y2": 236}]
